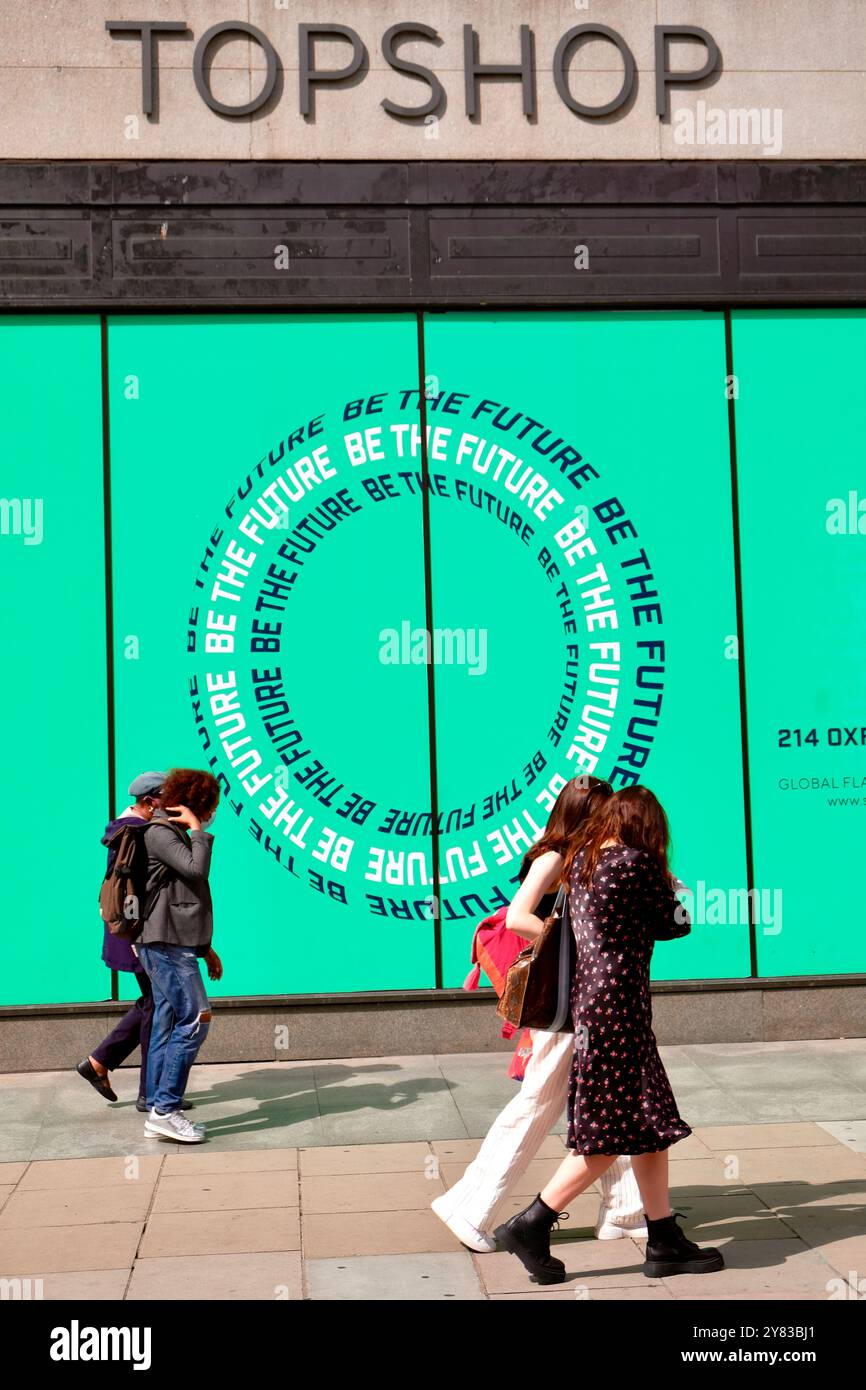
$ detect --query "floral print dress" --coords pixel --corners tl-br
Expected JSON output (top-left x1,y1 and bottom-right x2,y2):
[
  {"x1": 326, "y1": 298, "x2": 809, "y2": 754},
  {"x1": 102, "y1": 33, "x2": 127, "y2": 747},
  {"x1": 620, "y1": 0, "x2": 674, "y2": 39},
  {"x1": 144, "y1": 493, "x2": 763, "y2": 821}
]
[{"x1": 565, "y1": 845, "x2": 691, "y2": 1155}]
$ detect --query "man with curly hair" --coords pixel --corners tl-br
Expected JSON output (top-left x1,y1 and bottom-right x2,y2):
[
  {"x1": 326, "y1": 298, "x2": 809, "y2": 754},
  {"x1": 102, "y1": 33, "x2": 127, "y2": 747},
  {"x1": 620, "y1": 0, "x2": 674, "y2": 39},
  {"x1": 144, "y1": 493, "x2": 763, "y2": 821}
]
[{"x1": 136, "y1": 768, "x2": 223, "y2": 1144}]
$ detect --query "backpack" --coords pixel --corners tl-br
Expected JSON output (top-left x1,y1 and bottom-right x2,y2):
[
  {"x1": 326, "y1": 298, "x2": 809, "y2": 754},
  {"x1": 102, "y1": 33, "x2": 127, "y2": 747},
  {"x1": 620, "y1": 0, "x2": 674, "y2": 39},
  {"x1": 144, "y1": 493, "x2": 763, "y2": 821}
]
[{"x1": 98, "y1": 818, "x2": 186, "y2": 939}]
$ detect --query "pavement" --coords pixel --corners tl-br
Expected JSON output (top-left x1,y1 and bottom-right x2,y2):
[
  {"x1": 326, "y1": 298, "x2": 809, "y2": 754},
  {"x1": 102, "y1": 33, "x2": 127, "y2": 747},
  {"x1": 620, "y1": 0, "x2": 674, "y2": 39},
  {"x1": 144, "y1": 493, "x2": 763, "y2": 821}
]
[{"x1": 0, "y1": 1039, "x2": 865, "y2": 1300}]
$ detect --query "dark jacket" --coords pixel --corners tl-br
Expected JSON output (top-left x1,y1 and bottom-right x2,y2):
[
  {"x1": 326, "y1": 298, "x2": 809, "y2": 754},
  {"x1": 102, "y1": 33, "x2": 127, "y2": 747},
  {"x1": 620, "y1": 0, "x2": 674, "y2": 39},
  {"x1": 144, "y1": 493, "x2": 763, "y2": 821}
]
[
  {"x1": 138, "y1": 810, "x2": 215, "y2": 954},
  {"x1": 100, "y1": 814, "x2": 148, "y2": 973}
]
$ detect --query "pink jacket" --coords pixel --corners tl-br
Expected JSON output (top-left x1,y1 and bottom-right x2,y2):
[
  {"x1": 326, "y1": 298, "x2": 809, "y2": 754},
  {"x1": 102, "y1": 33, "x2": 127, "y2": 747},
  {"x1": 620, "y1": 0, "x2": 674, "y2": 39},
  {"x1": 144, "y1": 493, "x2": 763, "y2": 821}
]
[{"x1": 463, "y1": 905, "x2": 534, "y2": 1079}]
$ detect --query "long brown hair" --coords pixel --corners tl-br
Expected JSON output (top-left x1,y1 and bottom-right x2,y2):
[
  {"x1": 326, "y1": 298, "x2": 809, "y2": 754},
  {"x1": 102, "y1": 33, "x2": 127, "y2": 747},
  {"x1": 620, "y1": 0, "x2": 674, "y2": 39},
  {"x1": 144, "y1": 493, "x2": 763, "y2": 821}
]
[
  {"x1": 564, "y1": 785, "x2": 671, "y2": 887},
  {"x1": 521, "y1": 775, "x2": 613, "y2": 877}
]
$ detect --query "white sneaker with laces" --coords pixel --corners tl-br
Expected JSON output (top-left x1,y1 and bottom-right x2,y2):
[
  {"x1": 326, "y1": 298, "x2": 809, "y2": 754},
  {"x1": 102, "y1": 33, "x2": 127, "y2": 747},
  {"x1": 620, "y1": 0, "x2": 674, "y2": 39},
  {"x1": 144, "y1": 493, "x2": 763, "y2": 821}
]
[
  {"x1": 595, "y1": 1206, "x2": 648, "y2": 1240},
  {"x1": 144, "y1": 1108, "x2": 207, "y2": 1144},
  {"x1": 430, "y1": 1193, "x2": 497, "y2": 1253}
]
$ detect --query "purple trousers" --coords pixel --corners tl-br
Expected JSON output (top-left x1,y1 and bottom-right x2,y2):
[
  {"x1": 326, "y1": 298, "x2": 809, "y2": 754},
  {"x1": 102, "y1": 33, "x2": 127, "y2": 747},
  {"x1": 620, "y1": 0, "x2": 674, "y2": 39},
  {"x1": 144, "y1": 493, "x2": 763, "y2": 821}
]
[{"x1": 91, "y1": 970, "x2": 154, "y2": 1099}]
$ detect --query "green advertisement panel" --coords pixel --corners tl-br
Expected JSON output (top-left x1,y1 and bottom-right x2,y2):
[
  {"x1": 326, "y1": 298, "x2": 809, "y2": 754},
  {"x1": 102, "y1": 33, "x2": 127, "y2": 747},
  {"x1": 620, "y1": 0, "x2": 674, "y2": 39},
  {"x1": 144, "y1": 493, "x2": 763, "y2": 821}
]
[
  {"x1": 0, "y1": 317, "x2": 109, "y2": 1006},
  {"x1": 734, "y1": 310, "x2": 866, "y2": 976},
  {"x1": 422, "y1": 312, "x2": 750, "y2": 984},
  {"x1": 10, "y1": 308, "x2": 861, "y2": 1006},
  {"x1": 107, "y1": 314, "x2": 433, "y2": 998}
]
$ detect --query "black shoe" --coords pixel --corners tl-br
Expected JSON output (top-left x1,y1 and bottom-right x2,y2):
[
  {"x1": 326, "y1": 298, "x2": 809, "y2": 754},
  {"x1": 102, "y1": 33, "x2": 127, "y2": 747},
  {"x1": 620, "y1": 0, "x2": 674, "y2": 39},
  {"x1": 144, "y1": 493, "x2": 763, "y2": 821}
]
[
  {"x1": 494, "y1": 1195, "x2": 568, "y2": 1285},
  {"x1": 136, "y1": 1096, "x2": 193, "y2": 1113},
  {"x1": 643, "y1": 1212, "x2": 725, "y2": 1278},
  {"x1": 76, "y1": 1059, "x2": 118, "y2": 1103}
]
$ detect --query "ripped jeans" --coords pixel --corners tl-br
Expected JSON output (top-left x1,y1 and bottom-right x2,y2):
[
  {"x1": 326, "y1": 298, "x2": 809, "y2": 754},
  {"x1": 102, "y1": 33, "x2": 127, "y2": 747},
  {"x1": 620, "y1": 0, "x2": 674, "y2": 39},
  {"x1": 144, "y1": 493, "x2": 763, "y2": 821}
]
[{"x1": 137, "y1": 944, "x2": 211, "y2": 1113}]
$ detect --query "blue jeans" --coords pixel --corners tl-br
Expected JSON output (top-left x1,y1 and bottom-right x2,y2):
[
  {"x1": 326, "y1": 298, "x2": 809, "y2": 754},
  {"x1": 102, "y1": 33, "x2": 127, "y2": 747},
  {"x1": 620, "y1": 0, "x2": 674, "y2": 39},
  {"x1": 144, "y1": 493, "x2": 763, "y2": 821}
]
[{"x1": 137, "y1": 944, "x2": 211, "y2": 1113}]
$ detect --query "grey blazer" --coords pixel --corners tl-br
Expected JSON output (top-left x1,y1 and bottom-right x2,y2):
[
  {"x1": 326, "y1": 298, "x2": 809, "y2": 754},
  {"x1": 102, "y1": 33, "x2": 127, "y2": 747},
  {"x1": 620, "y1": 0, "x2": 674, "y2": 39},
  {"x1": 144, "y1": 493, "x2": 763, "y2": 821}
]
[{"x1": 139, "y1": 811, "x2": 215, "y2": 952}]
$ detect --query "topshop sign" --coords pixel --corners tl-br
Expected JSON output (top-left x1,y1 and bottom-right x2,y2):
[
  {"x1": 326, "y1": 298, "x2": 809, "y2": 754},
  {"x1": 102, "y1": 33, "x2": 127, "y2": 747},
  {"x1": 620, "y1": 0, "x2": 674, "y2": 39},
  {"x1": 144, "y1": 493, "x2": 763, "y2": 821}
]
[{"x1": 105, "y1": 19, "x2": 722, "y2": 121}]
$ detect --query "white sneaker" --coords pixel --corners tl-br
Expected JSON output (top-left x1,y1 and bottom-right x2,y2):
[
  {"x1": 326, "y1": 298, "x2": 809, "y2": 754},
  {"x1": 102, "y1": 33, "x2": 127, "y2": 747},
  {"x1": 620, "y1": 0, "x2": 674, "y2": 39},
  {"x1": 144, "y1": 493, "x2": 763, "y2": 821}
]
[
  {"x1": 144, "y1": 1108, "x2": 207, "y2": 1144},
  {"x1": 596, "y1": 1207, "x2": 648, "y2": 1240},
  {"x1": 431, "y1": 1193, "x2": 497, "y2": 1253}
]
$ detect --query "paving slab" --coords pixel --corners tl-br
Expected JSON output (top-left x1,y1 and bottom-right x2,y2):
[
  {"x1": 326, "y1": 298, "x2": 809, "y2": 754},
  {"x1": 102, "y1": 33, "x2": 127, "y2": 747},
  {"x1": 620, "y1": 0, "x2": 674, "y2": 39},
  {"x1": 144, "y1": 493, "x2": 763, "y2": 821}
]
[
  {"x1": 818, "y1": 1119, "x2": 866, "y2": 1153},
  {"x1": 0, "y1": 1184, "x2": 154, "y2": 1229},
  {"x1": 152, "y1": 1170, "x2": 299, "y2": 1214},
  {"x1": 128, "y1": 1251, "x2": 302, "y2": 1300},
  {"x1": 139, "y1": 1207, "x2": 300, "y2": 1258},
  {"x1": 680, "y1": 1290, "x2": 831, "y2": 1300},
  {"x1": 733, "y1": 1145, "x2": 866, "y2": 1185},
  {"x1": 492, "y1": 1192, "x2": 602, "y2": 1232},
  {"x1": 796, "y1": 1049, "x2": 866, "y2": 1090},
  {"x1": 681, "y1": 1047, "x2": 841, "y2": 1089},
  {"x1": 305, "y1": 1251, "x2": 485, "y2": 1300},
  {"x1": 666, "y1": 1094, "x2": 753, "y2": 1127},
  {"x1": 23, "y1": 1124, "x2": 180, "y2": 1162},
  {"x1": 430, "y1": 1134, "x2": 568, "y2": 1164},
  {"x1": 666, "y1": 1157, "x2": 749, "y2": 1195},
  {"x1": 668, "y1": 1192, "x2": 793, "y2": 1241},
  {"x1": 316, "y1": 1107, "x2": 467, "y2": 1146},
  {"x1": 0, "y1": 1088, "x2": 58, "y2": 1125},
  {"x1": 772, "y1": 1204, "x2": 866, "y2": 1245},
  {"x1": 298, "y1": 1142, "x2": 430, "y2": 1177},
  {"x1": 665, "y1": 1133, "x2": 716, "y2": 1159},
  {"x1": 18, "y1": 1155, "x2": 163, "y2": 1191},
  {"x1": 440, "y1": 1155, "x2": 565, "y2": 1198},
  {"x1": 658, "y1": 1237, "x2": 841, "y2": 1299},
  {"x1": 38, "y1": 1269, "x2": 133, "y2": 1300},
  {"x1": 178, "y1": 1118, "x2": 327, "y2": 1151},
  {"x1": 751, "y1": 1179, "x2": 866, "y2": 1213},
  {"x1": 696, "y1": 1122, "x2": 838, "y2": 1151},
  {"x1": 300, "y1": 1170, "x2": 446, "y2": 1215},
  {"x1": 302, "y1": 1208, "x2": 460, "y2": 1259},
  {"x1": 0, "y1": 1124, "x2": 42, "y2": 1163},
  {"x1": 311, "y1": 1059, "x2": 456, "y2": 1138},
  {"x1": 806, "y1": 1232, "x2": 866, "y2": 1285},
  {"x1": 160, "y1": 1148, "x2": 297, "y2": 1177},
  {"x1": 476, "y1": 1237, "x2": 655, "y2": 1294},
  {"x1": 490, "y1": 1285, "x2": 675, "y2": 1300},
  {"x1": 0, "y1": 1162, "x2": 28, "y2": 1184},
  {"x1": 0, "y1": 1221, "x2": 143, "y2": 1275},
  {"x1": 789, "y1": 1093, "x2": 866, "y2": 1121}
]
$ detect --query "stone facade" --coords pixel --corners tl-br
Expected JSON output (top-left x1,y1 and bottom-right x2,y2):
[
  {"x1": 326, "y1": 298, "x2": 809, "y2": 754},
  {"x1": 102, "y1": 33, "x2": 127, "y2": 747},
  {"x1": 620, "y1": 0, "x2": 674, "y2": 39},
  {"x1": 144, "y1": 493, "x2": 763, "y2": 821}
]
[{"x1": 0, "y1": 1, "x2": 863, "y2": 161}]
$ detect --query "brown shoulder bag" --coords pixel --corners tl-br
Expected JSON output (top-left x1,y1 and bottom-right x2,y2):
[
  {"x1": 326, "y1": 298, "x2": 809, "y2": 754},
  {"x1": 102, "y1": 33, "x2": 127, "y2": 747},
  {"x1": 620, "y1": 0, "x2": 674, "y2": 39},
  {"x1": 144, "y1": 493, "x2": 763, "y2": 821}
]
[{"x1": 496, "y1": 886, "x2": 575, "y2": 1033}]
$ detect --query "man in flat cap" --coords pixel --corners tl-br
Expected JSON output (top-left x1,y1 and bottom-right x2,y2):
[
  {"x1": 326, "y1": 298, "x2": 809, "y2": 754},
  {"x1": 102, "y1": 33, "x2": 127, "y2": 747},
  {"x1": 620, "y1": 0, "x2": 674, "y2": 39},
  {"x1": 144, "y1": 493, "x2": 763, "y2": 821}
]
[{"x1": 76, "y1": 771, "x2": 193, "y2": 1113}]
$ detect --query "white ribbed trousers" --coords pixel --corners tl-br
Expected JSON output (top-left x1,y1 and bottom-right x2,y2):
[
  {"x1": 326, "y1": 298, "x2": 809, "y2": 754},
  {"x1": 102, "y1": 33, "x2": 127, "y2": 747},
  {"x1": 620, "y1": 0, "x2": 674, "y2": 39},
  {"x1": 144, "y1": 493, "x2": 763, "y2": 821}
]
[{"x1": 438, "y1": 1029, "x2": 643, "y2": 1232}]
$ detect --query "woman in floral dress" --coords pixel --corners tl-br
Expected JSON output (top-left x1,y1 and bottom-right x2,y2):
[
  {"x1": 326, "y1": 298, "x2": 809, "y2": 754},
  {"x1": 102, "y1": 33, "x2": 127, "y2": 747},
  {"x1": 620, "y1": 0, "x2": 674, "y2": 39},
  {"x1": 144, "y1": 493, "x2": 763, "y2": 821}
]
[{"x1": 495, "y1": 786, "x2": 725, "y2": 1284}]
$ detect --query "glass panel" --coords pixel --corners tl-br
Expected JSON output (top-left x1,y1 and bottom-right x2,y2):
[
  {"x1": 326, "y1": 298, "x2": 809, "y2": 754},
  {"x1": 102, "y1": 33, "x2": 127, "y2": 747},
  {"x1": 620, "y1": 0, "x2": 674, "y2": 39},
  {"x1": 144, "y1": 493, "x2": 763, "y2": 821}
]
[
  {"x1": 422, "y1": 310, "x2": 750, "y2": 985},
  {"x1": 0, "y1": 316, "x2": 108, "y2": 1005},
  {"x1": 734, "y1": 309, "x2": 866, "y2": 976},
  {"x1": 108, "y1": 313, "x2": 434, "y2": 995}
]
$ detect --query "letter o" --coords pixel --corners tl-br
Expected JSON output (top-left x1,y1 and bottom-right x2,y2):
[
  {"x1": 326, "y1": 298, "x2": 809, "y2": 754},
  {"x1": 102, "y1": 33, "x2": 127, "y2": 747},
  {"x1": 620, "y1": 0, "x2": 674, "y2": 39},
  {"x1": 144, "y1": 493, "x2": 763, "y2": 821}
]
[
  {"x1": 553, "y1": 24, "x2": 636, "y2": 118},
  {"x1": 193, "y1": 22, "x2": 278, "y2": 117}
]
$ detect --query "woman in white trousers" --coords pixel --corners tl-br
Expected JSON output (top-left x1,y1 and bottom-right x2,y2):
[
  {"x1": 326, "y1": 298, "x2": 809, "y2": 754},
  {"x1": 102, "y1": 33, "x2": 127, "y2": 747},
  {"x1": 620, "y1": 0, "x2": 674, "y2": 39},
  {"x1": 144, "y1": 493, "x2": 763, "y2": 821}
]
[{"x1": 432, "y1": 777, "x2": 644, "y2": 1254}]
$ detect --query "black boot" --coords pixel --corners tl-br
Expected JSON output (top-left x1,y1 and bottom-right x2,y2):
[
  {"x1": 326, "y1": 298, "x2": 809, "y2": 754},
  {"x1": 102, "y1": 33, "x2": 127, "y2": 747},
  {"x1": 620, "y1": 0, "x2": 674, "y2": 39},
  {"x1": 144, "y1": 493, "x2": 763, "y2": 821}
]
[
  {"x1": 494, "y1": 1196, "x2": 567, "y2": 1284},
  {"x1": 643, "y1": 1212, "x2": 725, "y2": 1278}
]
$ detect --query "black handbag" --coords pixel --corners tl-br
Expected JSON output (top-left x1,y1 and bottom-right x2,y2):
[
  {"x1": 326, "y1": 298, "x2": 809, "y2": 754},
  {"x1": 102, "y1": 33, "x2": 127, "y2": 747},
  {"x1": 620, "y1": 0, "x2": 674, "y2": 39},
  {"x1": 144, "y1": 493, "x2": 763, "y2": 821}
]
[{"x1": 496, "y1": 886, "x2": 576, "y2": 1032}]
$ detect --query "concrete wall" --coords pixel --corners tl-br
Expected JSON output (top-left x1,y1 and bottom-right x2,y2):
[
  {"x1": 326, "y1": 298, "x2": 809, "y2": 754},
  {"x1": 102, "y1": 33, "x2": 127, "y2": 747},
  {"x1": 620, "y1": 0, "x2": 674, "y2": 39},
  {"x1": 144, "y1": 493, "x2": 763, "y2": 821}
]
[{"x1": 0, "y1": 1, "x2": 864, "y2": 160}]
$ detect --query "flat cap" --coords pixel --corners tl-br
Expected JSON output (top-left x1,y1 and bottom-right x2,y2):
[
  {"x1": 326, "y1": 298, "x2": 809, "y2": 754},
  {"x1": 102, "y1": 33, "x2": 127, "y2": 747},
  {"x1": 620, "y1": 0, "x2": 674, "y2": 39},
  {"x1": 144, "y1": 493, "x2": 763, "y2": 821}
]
[{"x1": 128, "y1": 770, "x2": 166, "y2": 798}]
